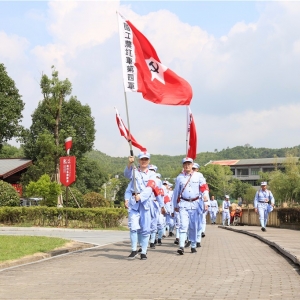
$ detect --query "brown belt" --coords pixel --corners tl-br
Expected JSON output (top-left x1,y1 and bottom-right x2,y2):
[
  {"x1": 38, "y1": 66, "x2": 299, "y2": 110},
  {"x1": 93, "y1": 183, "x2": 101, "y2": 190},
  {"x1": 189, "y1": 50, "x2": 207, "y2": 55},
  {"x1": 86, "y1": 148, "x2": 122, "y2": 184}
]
[{"x1": 181, "y1": 196, "x2": 199, "y2": 202}]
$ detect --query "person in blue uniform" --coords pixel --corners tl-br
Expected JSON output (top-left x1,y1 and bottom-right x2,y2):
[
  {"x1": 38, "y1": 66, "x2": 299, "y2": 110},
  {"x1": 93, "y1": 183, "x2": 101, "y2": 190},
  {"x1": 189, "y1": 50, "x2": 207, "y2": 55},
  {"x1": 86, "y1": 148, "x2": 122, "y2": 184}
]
[
  {"x1": 254, "y1": 181, "x2": 275, "y2": 232},
  {"x1": 209, "y1": 195, "x2": 218, "y2": 224},
  {"x1": 222, "y1": 195, "x2": 231, "y2": 226},
  {"x1": 172, "y1": 157, "x2": 209, "y2": 255},
  {"x1": 124, "y1": 152, "x2": 163, "y2": 260}
]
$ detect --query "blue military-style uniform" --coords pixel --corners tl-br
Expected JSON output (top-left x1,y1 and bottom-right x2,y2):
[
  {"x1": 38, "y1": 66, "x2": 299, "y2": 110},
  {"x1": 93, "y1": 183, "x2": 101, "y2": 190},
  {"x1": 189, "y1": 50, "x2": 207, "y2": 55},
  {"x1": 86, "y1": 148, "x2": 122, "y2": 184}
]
[
  {"x1": 222, "y1": 196, "x2": 231, "y2": 226},
  {"x1": 172, "y1": 158, "x2": 209, "y2": 253},
  {"x1": 254, "y1": 182, "x2": 275, "y2": 231},
  {"x1": 209, "y1": 198, "x2": 219, "y2": 224}
]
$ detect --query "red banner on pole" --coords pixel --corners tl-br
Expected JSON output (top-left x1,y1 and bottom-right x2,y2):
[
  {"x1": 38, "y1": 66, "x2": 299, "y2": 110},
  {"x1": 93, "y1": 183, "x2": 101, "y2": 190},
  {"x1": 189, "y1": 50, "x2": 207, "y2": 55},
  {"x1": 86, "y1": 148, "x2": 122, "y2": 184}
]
[{"x1": 60, "y1": 156, "x2": 76, "y2": 186}]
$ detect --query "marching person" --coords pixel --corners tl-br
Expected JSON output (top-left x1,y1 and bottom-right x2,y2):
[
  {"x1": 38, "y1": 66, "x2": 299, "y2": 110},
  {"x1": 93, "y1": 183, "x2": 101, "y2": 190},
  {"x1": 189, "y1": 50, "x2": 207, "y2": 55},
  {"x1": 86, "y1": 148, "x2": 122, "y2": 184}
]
[
  {"x1": 222, "y1": 195, "x2": 231, "y2": 226},
  {"x1": 254, "y1": 181, "x2": 275, "y2": 232},
  {"x1": 172, "y1": 157, "x2": 209, "y2": 255},
  {"x1": 124, "y1": 152, "x2": 164, "y2": 260},
  {"x1": 209, "y1": 195, "x2": 218, "y2": 224}
]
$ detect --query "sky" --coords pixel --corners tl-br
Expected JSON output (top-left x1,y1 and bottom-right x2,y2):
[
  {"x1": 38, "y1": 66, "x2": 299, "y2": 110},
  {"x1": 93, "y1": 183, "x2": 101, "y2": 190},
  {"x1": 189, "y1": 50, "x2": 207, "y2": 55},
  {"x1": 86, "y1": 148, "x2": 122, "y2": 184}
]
[{"x1": 1, "y1": 1, "x2": 300, "y2": 157}]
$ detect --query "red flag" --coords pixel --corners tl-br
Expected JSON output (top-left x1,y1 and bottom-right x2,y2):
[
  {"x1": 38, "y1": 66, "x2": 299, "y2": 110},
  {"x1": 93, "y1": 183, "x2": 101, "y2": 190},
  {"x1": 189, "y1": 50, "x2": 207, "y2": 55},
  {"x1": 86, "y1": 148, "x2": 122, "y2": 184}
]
[
  {"x1": 118, "y1": 13, "x2": 193, "y2": 106},
  {"x1": 187, "y1": 106, "x2": 197, "y2": 159},
  {"x1": 64, "y1": 137, "x2": 72, "y2": 155},
  {"x1": 115, "y1": 108, "x2": 147, "y2": 152}
]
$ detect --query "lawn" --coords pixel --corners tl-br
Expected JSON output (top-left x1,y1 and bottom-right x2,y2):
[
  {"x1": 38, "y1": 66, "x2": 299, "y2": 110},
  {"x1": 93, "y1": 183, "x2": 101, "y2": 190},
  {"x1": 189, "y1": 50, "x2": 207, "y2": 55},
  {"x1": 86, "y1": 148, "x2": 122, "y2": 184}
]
[{"x1": 0, "y1": 235, "x2": 69, "y2": 262}]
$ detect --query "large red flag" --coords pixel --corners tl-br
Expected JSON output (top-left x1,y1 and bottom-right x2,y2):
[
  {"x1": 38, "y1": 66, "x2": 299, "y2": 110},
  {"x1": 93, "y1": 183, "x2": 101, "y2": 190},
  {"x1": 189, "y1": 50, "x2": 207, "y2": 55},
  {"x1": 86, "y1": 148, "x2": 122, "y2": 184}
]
[
  {"x1": 115, "y1": 108, "x2": 147, "y2": 152},
  {"x1": 118, "y1": 13, "x2": 193, "y2": 106},
  {"x1": 187, "y1": 106, "x2": 197, "y2": 159}
]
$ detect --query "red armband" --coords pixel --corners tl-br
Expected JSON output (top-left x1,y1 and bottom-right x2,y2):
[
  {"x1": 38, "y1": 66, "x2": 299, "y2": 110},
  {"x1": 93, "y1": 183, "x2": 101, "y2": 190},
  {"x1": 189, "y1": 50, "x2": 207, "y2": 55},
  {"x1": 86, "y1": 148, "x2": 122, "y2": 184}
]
[
  {"x1": 164, "y1": 195, "x2": 170, "y2": 204},
  {"x1": 147, "y1": 180, "x2": 160, "y2": 196},
  {"x1": 200, "y1": 183, "x2": 209, "y2": 193}
]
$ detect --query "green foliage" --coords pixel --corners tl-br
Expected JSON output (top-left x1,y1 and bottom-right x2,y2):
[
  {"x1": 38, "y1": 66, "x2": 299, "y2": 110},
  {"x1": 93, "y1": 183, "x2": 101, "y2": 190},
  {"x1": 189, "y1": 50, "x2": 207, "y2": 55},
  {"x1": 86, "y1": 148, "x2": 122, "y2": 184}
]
[
  {"x1": 25, "y1": 174, "x2": 61, "y2": 206},
  {"x1": 0, "y1": 180, "x2": 20, "y2": 206},
  {"x1": 0, "y1": 143, "x2": 24, "y2": 158},
  {"x1": 262, "y1": 156, "x2": 300, "y2": 204},
  {"x1": 277, "y1": 207, "x2": 300, "y2": 224},
  {"x1": 74, "y1": 157, "x2": 108, "y2": 194},
  {"x1": 242, "y1": 187, "x2": 257, "y2": 205},
  {"x1": 0, "y1": 63, "x2": 25, "y2": 145},
  {"x1": 0, "y1": 206, "x2": 127, "y2": 228},
  {"x1": 61, "y1": 186, "x2": 84, "y2": 208},
  {"x1": 83, "y1": 192, "x2": 111, "y2": 208},
  {"x1": 115, "y1": 174, "x2": 130, "y2": 205},
  {"x1": 200, "y1": 164, "x2": 234, "y2": 198},
  {"x1": 86, "y1": 145, "x2": 300, "y2": 180},
  {"x1": 21, "y1": 66, "x2": 96, "y2": 185}
]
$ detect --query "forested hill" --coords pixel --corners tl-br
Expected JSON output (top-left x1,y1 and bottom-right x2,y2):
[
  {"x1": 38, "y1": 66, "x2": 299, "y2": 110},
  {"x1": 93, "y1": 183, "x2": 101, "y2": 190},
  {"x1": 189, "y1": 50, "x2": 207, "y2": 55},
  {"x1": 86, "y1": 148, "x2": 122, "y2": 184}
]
[{"x1": 86, "y1": 144, "x2": 300, "y2": 179}]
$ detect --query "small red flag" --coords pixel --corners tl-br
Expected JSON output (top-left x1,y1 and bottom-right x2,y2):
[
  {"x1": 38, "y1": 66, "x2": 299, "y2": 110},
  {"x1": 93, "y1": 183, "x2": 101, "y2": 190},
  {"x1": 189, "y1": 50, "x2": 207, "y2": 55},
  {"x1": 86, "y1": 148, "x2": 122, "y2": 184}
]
[
  {"x1": 118, "y1": 13, "x2": 193, "y2": 106},
  {"x1": 65, "y1": 137, "x2": 72, "y2": 155},
  {"x1": 187, "y1": 106, "x2": 197, "y2": 160},
  {"x1": 115, "y1": 108, "x2": 147, "y2": 152}
]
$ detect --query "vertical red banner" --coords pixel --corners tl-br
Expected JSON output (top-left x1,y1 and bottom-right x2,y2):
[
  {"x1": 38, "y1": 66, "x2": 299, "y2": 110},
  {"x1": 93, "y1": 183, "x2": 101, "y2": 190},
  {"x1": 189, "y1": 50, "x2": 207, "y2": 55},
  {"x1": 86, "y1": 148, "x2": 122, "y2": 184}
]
[{"x1": 60, "y1": 156, "x2": 76, "y2": 186}]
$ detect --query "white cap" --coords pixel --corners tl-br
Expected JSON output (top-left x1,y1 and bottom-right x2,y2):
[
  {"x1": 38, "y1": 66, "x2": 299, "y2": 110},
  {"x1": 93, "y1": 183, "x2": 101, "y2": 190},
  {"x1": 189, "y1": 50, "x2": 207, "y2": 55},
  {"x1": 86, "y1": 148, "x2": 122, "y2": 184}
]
[
  {"x1": 138, "y1": 151, "x2": 150, "y2": 159},
  {"x1": 182, "y1": 157, "x2": 193, "y2": 164},
  {"x1": 225, "y1": 195, "x2": 230, "y2": 199},
  {"x1": 261, "y1": 181, "x2": 267, "y2": 186}
]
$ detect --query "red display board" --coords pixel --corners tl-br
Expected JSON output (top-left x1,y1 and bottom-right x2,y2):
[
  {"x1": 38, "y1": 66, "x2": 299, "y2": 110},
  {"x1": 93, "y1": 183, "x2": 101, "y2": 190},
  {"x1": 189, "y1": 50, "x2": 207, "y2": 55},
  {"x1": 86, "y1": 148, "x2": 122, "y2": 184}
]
[{"x1": 60, "y1": 156, "x2": 76, "y2": 186}]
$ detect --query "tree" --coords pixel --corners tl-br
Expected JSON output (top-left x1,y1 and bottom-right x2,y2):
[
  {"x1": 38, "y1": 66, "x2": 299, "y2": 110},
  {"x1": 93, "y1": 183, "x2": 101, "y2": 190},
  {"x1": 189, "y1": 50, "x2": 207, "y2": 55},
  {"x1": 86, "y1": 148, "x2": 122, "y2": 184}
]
[
  {"x1": 25, "y1": 174, "x2": 61, "y2": 206},
  {"x1": 0, "y1": 63, "x2": 24, "y2": 148},
  {"x1": 0, "y1": 143, "x2": 24, "y2": 158},
  {"x1": 200, "y1": 164, "x2": 235, "y2": 199},
  {"x1": 21, "y1": 67, "x2": 96, "y2": 204},
  {"x1": 74, "y1": 157, "x2": 108, "y2": 195},
  {"x1": 0, "y1": 180, "x2": 20, "y2": 206}
]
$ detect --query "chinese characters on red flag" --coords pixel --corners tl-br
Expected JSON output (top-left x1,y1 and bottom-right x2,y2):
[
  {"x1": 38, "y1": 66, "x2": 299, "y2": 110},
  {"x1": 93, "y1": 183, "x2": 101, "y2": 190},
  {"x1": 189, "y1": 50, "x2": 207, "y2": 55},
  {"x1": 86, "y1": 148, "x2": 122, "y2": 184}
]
[
  {"x1": 118, "y1": 13, "x2": 193, "y2": 106},
  {"x1": 60, "y1": 156, "x2": 76, "y2": 187}
]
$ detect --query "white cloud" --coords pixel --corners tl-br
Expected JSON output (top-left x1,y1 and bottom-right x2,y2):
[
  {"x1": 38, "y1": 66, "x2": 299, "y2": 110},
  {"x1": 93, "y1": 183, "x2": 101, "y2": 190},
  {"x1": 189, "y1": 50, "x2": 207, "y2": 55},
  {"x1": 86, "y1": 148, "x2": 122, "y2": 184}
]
[
  {"x1": 0, "y1": 31, "x2": 29, "y2": 60},
  {"x1": 3, "y1": 1, "x2": 300, "y2": 157}
]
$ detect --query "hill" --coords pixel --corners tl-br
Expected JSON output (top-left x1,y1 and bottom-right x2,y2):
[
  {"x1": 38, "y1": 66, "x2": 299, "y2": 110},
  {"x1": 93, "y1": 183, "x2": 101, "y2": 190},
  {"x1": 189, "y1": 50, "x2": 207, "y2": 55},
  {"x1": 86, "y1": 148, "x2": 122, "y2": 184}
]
[{"x1": 86, "y1": 144, "x2": 300, "y2": 179}]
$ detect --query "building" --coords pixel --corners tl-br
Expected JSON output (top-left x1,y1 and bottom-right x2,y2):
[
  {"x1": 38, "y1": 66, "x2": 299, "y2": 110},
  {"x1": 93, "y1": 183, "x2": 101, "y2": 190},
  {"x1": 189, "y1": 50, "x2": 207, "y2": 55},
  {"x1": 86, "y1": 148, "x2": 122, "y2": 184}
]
[
  {"x1": 205, "y1": 157, "x2": 298, "y2": 189},
  {"x1": 0, "y1": 158, "x2": 32, "y2": 196}
]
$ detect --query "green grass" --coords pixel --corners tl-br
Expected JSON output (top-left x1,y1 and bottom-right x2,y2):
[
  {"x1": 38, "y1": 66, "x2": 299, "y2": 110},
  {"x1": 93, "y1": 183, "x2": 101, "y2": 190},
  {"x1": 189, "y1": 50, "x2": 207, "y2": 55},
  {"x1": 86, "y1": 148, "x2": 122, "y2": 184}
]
[{"x1": 0, "y1": 236, "x2": 69, "y2": 262}]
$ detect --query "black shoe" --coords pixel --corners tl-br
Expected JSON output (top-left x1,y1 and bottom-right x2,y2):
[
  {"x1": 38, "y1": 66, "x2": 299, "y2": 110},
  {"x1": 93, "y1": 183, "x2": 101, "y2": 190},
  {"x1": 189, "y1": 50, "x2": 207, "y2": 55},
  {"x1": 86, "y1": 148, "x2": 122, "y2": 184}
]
[
  {"x1": 261, "y1": 227, "x2": 266, "y2": 232},
  {"x1": 174, "y1": 238, "x2": 179, "y2": 245},
  {"x1": 184, "y1": 241, "x2": 191, "y2": 248},
  {"x1": 157, "y1": 239, "x2": 162, "y2": 246},
  {"x1": 128, "y1": 251, "x2": 138, "y2": 259},
  {"x1": 191, "y1": 247, "x2": 197, "y2": 253},
  {"x1": 177, "y1": 247, "x2": 184, "y2": 255},
  {"x1": 168, "y1": 232, "x2": 174, "y2": 237},
  {"x1": 154, "y1": 239, "x2": 157, "y2": 244},
  {"x1": 140, "y1": 253, "x2": 147, "y2": 260},
  {"x1": 150, "y1": 243, "x2": 156, "y2": 249},
  {"x1": 213, "y1": 222, "x2": 216, "y2": 224},
  {"x1": 138, "y1": 247, "x2": 142, "y2": 253},
  {"x1": 201, "y1": 232, "x2": 205, "y2": 238},
  {"x1": 196, "y1": 242, "x2": 201, "y2": 248}
]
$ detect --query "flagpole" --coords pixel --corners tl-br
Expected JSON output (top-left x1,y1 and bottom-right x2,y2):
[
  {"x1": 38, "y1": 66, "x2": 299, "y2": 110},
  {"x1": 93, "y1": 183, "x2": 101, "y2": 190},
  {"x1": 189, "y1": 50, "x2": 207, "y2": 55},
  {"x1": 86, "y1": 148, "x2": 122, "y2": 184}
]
[
  {"x1": 186, "y1": 105, "x2": 189, "y2": 157},
  {"x1": 123, "y1": 91, "x2": 138, "y2": 195}
]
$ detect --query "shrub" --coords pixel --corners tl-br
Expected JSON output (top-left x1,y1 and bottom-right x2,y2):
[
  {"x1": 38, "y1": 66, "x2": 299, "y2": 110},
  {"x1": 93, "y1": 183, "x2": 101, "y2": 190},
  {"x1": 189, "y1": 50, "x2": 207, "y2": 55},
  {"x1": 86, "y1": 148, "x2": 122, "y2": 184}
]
[
  {"x1": 83, "y1": 192, "x2": 110, "y2": 208},
  {"x1": 0, "y1": 180, "x2": 20, "y2": 206}
]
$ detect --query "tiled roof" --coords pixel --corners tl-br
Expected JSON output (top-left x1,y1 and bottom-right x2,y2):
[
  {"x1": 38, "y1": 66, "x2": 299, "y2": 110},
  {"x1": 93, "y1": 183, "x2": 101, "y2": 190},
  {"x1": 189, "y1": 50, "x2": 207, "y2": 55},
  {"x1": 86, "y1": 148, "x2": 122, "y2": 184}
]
[
  {"x1": 0, "y1": 158, "x2": 32, "y2": 179},
  {"x1": 207, "y1": 157, "x2": 299, "y2": 166}
]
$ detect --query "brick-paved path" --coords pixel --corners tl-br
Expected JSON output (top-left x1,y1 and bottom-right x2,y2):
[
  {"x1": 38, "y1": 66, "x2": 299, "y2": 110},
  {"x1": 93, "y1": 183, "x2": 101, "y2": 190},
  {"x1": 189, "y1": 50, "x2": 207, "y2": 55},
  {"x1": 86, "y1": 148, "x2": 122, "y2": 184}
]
[{"x1": 0, "y1": 225, "x2": 299, "y2": 300}]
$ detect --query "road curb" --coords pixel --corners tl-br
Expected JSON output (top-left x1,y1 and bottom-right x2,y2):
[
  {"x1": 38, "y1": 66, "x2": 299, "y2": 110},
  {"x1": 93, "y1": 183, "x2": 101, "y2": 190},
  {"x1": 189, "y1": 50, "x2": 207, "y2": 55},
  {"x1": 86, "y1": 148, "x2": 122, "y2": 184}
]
[
  {"x1": 0, "y1": 241, "x2": 96, "y2": 270},
  {"x1": 218, "y1": 225, "x2": 300, "y2": 266}
]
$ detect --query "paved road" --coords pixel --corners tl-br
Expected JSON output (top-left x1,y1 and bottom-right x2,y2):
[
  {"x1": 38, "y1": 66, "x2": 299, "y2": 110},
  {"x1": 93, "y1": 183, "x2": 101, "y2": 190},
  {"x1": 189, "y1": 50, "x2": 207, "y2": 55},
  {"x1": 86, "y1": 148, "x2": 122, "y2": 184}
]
[
  {"x1": 0, "y1": 225, "x2": 299, "y2": 300},
  {"x1": 0, "y1": 227, "x2": 129, "y2": 246}
]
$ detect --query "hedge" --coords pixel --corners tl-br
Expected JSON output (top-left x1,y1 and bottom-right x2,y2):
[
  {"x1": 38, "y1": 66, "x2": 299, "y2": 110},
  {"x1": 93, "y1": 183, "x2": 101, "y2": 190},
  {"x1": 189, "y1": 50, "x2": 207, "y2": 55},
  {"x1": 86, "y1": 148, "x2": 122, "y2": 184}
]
[
  {"x1": 0, "y1": 206, "x2": 127, "y2": 229},
  {"x1": 277, "y1": 207, "x2": 300, "y2": 224}
]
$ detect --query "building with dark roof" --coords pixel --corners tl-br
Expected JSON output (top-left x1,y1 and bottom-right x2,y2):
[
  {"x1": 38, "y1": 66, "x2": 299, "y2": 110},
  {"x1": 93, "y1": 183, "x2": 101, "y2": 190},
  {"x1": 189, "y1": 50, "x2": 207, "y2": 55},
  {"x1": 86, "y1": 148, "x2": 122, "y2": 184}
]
[
  {"x1": 205, "y1": 157, "x2": 297, "y2": 189},
  {"x1": 0, "y1": 158, "x2": 32, "y2": 195}
]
